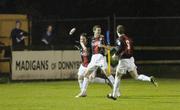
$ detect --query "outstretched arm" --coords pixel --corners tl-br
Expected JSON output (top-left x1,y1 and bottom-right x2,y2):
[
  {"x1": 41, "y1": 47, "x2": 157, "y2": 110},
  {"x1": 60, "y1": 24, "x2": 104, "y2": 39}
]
[{"x1": 80, "y1": 39, "x2": 87, "y2": 51}]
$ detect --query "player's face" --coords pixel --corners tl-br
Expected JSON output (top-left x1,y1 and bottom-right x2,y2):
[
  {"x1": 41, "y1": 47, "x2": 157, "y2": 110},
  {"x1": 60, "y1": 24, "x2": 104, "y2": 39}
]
[
  {"x1": 16, "y1": 22, "x2": 21, "y2": 29},
  {"x1": 94, "y1": 28, "x2": 101, "y2": 37},
  {"x1": 80, "y1": 36, "x2": 87, "y2": 45},
  {"x1": 47, "y1": 26, "x2": 52, "y2": 32}
]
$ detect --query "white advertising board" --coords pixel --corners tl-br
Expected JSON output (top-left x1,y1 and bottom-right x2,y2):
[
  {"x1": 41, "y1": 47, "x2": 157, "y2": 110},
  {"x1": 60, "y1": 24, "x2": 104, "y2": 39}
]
[{"x1": 12, "y1": 51, "x2": 81, "y2": 80}]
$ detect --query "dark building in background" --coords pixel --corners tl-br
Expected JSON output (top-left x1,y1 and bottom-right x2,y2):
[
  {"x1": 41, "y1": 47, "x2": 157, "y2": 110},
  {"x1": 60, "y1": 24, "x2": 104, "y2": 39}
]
[
  {"x1": 1, "y1": 0, "x2": 180, "y2": 49},
  {"x1": 1, "y1": 0, "x2": 180, "y2": 18}
]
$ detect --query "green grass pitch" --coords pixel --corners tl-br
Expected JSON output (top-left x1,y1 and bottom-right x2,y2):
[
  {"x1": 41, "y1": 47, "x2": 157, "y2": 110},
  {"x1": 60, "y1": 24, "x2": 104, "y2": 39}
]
[{"x1": 0, "y1": 79, "x2": 180, "y2": 110}]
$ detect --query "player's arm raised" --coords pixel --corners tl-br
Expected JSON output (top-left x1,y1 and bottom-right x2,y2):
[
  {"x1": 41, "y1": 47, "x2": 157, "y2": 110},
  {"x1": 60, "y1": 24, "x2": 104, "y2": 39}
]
[{"x1": 80, "y1": 38, "x2": 87, "y2": 51}]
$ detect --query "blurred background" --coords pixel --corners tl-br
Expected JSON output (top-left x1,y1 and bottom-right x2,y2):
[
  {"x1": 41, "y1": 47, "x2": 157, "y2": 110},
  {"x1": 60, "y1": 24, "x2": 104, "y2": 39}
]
[{"x1": 0, "y1": 0, "x2": 180, "y2": 81}]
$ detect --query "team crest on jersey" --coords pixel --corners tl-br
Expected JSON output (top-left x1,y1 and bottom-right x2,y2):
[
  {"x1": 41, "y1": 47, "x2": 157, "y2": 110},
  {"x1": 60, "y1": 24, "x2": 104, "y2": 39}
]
[
  {"x1": 81, "y1": 50, "x2": 88, "y2": 56},
  {"x1": 82, "y1": 52, "x2": 88, "y2": 56},
  {"x1": 92, "y1": 40, "x2": 100, "y2": 46}
]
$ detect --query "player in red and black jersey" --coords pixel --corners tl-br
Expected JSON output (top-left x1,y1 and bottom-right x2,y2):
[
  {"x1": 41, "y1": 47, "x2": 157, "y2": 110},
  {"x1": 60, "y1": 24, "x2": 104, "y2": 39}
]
[
  {"x1": 91, "y1": 34, "x2": 105, "y2": 55},
  {"x1": 76, "y1": 33, "x2": 114, "y2": 94},
  {"x1": 115, "y1": 33, "x2": 133, "y2": 59},
  {"x1": 75, "y1": 25, "x2": 115, "y2": 98},
  {"x1": 107, "y1": 25, "x2": 158, "y2": 100},
  {"x1": 76, "y1": 33, "x2": 91, "y2": 92},
  {"x1": 79, "y1": 33, "x2": 91, "y2": 67}
]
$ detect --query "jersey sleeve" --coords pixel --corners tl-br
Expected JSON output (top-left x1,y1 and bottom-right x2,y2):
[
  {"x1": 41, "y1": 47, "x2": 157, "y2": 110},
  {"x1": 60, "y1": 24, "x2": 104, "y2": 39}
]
[{"x1": 114, "y1": 39, "x2": 122, "y2": 55}]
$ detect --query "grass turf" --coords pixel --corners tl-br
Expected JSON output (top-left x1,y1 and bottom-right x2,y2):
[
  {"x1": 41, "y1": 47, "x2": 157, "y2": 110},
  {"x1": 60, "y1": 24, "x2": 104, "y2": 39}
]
[{"x1": 0, "y1": 79, "x2": 180, "y2": 110}]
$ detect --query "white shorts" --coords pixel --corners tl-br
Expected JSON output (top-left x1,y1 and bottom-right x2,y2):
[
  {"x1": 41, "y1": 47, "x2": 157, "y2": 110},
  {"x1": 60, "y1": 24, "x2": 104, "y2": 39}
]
[
  {"x1": 116, "y1": 57, "x2": 137, "y2": 74},
  {"x1": 103, "y1": 56, "x2": 108, "y2": 69},
  {"x1": 77, "y1": 64, "x2": 97, "y2": 77},
  {"x1": 77, "y1": 64, "x2": 87, "y2": 76},
  {"x1": 87, "y1": 54, "x2": 107, "y2": 73}
]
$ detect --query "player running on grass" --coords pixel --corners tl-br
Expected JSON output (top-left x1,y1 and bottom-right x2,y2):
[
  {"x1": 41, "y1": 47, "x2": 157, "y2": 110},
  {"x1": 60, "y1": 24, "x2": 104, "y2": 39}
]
[
  {"x1": 76, "y1": 33, "x2": 114, "y2": 94},
  {"x1": 107, "y1": 25, "x2": 158, "y2": 100},
  {"x1": 75, "y1": 25, "x2": 116, "y2": 97}
]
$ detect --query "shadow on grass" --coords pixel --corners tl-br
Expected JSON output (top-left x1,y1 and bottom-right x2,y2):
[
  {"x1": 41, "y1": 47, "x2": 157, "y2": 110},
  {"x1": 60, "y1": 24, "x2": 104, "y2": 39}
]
[{"x1": 90, "y1": 94, "x2": 180, "y2": 100}]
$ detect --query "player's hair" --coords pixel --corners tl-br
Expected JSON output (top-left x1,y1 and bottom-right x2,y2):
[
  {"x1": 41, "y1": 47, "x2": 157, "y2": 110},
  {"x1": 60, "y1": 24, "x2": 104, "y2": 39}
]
[
  {"x1": 93, "y1": 25, "x2": 101, "y2": 32},
  {"x1": 47, "y1": 24, "x2": 53, "y2": 27},
  {"x1": 80, "y1": 33, "x2": 87, "y2": 37},
  {"x1": 16, "y1": 20, "x2": 21, "y2": 24},
  {"x1": 117, "y1": 25, "x2": 125, "y2": 34}
]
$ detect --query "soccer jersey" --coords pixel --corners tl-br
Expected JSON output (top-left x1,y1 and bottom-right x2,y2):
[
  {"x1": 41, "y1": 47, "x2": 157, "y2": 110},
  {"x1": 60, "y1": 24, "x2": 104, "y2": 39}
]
[
  {"x1": 115, "y1": 34, "x2": 133, "y2": 59},
  {"x1": 80, "y1": 47, "x2": 91, "y2": 67},
  {"x1": 91, "y1": 35, "x2": 105, "y2": 56}
]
